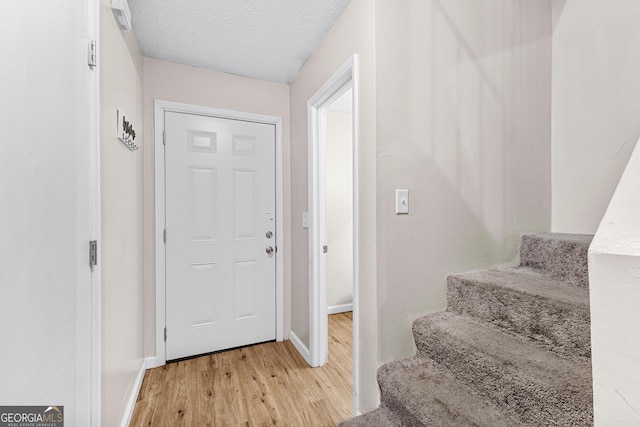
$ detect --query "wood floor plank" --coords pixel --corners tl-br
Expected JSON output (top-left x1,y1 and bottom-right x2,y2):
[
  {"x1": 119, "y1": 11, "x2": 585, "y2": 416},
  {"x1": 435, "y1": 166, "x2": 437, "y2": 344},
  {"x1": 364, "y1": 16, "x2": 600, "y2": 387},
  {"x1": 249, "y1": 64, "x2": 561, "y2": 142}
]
[{"x1": 130, "y1": 312, "x2": 353, "y2": 427}]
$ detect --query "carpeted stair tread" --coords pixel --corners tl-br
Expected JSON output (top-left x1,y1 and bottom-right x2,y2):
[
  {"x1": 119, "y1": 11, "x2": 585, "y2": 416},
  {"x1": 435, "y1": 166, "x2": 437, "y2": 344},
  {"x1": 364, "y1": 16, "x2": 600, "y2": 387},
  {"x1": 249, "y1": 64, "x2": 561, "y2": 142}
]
[
  {"x1": 449, "y1": 267, "x2": 589, "y2": 306},
  {"x1": 520, "y1": 233, "x2": 592, "y2": 287},
  {"x1": 447, "y1": 267, "x2": 591, "y2": 360},
  {"x1": 377, "y1": 357, "x2": 516, "y2": 427},
  {"x1": 338, "y1": 405, "x2": 410, "y2": 427},
  {"x1": 413, "y1": 312, "x2": 593, "y2": 426}
]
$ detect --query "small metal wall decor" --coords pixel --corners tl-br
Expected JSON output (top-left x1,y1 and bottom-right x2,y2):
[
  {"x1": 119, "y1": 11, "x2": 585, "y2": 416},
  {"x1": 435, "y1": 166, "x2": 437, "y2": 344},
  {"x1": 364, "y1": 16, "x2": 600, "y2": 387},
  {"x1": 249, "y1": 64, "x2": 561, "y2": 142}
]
[{"x1": 117, "y1": 108, "x2": 139, "y2": 151}]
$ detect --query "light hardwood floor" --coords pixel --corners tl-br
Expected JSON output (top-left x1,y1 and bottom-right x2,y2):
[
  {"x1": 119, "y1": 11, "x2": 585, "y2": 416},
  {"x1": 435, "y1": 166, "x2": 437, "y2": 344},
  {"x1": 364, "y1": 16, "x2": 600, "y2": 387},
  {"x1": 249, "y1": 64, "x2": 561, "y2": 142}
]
[{"x1": 130, "y1": 312, "x2": 353, "y2": 427}]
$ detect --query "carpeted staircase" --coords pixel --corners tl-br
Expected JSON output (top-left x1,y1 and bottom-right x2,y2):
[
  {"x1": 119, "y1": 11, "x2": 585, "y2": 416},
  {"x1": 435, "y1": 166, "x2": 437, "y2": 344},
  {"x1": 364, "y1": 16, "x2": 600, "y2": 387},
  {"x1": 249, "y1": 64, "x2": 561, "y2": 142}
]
[{"x1": 340, "y1": 233, "x2": 594, "y2": 426}]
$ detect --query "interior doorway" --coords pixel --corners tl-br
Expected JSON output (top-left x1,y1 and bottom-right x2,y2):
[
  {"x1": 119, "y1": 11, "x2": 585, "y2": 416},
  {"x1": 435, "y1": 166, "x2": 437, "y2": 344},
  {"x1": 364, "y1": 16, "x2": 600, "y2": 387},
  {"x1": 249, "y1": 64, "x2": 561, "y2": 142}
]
[
  {"x1": 307, "y1": 55, "x2": 359, "y2": 414},
  {"x1": 325, "y1": 91, "x2": 354, "y2": 318}
]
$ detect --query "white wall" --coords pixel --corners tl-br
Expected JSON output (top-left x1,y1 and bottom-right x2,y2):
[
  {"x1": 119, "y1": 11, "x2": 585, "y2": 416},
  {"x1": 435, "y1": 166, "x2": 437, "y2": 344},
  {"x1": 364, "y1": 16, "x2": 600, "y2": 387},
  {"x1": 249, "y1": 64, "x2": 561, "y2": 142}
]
[
  {"x1": 589, "y1": 137, "x2": 640, "y2": 426},
  {"x1": 289, "y1": 0, "x2": 378, "y2": 411},
  {"x1": 326, "y1": 111, "x2": 354, "y2": 310},
  {"x1": 375, "y1": 0, "x2": 553, "y2": 362},
  {"x1": 100, "y1": 2, "x2": 146, "y2": 425},
  {"x1": 551, "y1": 0, "x2": 640, "y2": 233},
  {"x1": 142, "y1": 58, "x2": 291, "y2": 356},
  {"x1": 0, "y1": 0, "x2": 95, "y2": 424}
]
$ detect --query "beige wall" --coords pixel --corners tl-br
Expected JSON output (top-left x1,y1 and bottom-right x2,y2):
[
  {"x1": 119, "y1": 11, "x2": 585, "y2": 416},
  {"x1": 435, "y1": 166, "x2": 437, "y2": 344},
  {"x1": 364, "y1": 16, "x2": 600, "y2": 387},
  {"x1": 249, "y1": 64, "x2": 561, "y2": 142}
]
[
  {"x1": 142, "y1": 58, "x2": 291, "y2": 357},
  {"x1": 289, "y1": 0, "x2": 378, "y2": 411},
  {"x1": 551, "y1": 0, "x2": 640, "y2": 233},
  {"x1": 326, "y1": 111, "x2": 354, "y2": 309},
  {"x1": 100, "y1": 2, "x2": 146, "y2": 425},
  {"x1": 375, "y1": 0, "x2": 553, "y2": 362}
]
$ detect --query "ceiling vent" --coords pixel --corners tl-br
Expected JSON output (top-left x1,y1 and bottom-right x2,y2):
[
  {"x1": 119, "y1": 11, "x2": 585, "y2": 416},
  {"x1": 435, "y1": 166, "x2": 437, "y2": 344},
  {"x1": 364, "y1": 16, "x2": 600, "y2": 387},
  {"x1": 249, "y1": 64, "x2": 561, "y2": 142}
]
[{"x1": 111, "y1": 0, "x2": 132, "y2": 32}]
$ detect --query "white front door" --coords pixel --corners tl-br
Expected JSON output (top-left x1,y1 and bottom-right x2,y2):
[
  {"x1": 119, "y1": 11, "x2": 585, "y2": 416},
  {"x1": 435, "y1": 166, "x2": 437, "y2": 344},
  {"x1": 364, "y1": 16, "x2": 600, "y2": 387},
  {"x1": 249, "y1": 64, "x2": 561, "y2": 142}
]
[{"x1": 165, "y1": 111, "x2": 276, "y2": 361}]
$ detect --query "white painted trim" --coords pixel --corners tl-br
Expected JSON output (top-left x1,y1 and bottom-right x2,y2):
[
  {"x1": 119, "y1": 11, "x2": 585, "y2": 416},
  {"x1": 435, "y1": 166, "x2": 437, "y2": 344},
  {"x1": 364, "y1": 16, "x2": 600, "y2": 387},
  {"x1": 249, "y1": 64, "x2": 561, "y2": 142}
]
[
  {"x1": 307, "y1": 55, "x2": 360, "y2": 414},
  {"x1": 144, "y1": 355, "x2": 162, "y2": 370},
  {"x1": 289, "y1": 331, "x2": 312, "y2": 366},
  {"x1": 328, "y1": 303, "x2": 353, "y2": 315},
  {"x1": 306, "y1": 101, "x2": 328, "y2": 368},
  {"x1": 120, "y1": 357, "x2": 154, "y2": 427},
  {"x1": 154, "y1": 100, "x2": 285, "y2": 366},
  {"x1": 351, "y1": 56, "x2": 361, "y2": 417},
  {"x1": 154, "y1": 101, "x2": 166, "y2": 365},
  {"x1": 87, "y1": 1, "x2": 101, "y2": 424}
]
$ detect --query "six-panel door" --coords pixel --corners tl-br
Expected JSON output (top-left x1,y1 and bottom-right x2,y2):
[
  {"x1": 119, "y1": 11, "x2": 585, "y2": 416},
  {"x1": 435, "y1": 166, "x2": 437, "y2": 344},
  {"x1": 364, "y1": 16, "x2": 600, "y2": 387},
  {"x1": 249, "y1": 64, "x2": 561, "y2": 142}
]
[{"x1": 165, "y1": 112, "x2": 276, "y2": 360}]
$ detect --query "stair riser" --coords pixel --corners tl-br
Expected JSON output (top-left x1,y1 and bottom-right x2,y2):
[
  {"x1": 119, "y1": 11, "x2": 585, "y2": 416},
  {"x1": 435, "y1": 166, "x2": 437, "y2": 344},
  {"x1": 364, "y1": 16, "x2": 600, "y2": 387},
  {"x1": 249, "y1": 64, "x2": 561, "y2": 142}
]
[
  {"x1": 447, "y1": 278, "x2": 591, "y2": 360},
  {"x1": 377, "y1": 365, "x2": 424, "y2": 427},
  {"x1": 413, "y1": 325, "x2": 593, "y2": 426},
  {"x1": 377, "y1": 359, "x2": 515, "y2": 427},
  {"x1": 338, "y1": 405, "x2": 408, "y2": 427},
  {"x1": 380, "y1": 393, "x2": 425, "y2": 427},
  {"x1": 520, "y1": 234, "x2": 590, "y2": 287}
]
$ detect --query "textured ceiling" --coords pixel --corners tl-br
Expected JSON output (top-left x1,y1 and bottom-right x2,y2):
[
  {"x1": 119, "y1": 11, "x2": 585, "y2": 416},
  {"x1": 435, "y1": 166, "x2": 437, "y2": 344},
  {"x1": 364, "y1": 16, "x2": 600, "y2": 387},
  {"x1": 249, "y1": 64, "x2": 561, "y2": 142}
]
[{"x1": 128, "y1": 0, "x2": 352, "y2": 84}]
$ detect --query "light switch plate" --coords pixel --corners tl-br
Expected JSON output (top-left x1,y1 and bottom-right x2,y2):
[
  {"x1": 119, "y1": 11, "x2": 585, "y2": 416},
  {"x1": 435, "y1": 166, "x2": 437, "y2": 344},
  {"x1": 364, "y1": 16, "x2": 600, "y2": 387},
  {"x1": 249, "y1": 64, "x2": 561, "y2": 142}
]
[{"x1": 396, "y1": 189, "x2": 409, "y2": 214}]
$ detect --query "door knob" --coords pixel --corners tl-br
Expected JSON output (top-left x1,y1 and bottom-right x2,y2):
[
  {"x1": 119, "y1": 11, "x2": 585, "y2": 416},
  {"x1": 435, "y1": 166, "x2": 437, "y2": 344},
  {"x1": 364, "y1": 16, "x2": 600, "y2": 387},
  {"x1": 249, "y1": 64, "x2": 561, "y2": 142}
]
[{"x1": 266, "y1": 246, "x2": 274, "y2": 254}]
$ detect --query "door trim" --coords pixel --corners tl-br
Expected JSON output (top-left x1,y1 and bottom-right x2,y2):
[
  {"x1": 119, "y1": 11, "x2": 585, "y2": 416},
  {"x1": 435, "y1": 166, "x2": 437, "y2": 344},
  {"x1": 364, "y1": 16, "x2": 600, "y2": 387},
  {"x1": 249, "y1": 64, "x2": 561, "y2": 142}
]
[
  {"x1": 154, "y1": 100, "x2": 284, "y2": 365},
  {"x1": 87, "y1": 0, "x2": 101, "y2": 424},
  {"x1": 307, "y1": 55, "x2": 360, "y2": 414}
]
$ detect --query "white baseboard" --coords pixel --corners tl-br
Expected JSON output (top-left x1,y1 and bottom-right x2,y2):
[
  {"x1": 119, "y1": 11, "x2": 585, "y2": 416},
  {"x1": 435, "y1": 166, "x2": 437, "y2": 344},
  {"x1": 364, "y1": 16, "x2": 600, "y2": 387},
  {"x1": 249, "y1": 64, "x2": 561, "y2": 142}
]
[
  {"x1": 328, "y1": 303, "x2": 353, "y2": 315},
  {"x1": 144, "y1": 355, "x2": 163, "y2": 369},
  {"x1": 121, "y1": 356, "x2": 154, "y2": 427},
  {"x1": 289, "y1": 331, "x2": 312, "y2": 366}
]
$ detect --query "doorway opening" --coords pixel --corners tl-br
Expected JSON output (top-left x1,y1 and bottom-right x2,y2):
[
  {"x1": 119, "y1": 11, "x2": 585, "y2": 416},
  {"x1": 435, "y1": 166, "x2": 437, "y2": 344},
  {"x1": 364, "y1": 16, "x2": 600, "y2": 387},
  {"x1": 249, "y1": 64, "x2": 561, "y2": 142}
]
[{"x1": 307, "y1": 55, "x2": 359, "y2": 414}]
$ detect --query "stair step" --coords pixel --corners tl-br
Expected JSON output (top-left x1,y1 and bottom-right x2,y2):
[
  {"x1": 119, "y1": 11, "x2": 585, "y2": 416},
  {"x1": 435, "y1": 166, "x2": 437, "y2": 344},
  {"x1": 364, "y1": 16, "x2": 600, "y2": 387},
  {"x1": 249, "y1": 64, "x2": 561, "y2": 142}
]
[
  {"x1": 413, "y1": 312, "x2": 593, "y2": 426},
  {"x1": 447, "y1": 267, "x2": 591, "y2": 360},
  {"x1": 338, "y1": 405, "x2": 410, "y2": 427},
  {"x1": 377, "y1": 357, "x2": 516, "y2": 427},
  {"x1": 520, "y1": 233, "x2": 592, "y2": 287}
]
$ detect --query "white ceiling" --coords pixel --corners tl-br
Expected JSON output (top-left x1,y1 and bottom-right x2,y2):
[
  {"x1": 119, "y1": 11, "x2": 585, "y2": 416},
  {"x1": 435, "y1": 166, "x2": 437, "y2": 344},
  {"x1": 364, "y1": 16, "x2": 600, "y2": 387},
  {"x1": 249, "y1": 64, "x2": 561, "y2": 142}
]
[{"x1": 128, "y1": 0, "x2": 352, "y2": 84}]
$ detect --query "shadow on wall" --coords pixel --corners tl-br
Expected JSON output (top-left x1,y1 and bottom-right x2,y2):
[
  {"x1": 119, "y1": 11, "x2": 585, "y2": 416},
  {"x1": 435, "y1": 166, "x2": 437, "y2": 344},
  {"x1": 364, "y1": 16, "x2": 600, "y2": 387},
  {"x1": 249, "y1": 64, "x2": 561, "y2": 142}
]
[
  {"x1": 376, "y1": 0, "x2": 552, "y2": 361},
  {"x1": 551, "y1": 0, "x2": 568, "y2": 31},
  {"x1": 430, "y1": 0, "x2": 551, "y2": 246}
]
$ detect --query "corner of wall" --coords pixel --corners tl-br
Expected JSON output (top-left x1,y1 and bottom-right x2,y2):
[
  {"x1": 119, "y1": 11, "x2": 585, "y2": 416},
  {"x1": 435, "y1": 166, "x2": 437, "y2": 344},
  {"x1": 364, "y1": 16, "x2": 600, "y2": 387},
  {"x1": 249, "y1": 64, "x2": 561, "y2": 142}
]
[
  {"x1": 100, "y1": 4, "x2": 146, "y2": 426},
  {"x1": 589, "y1": 136, "x2": 640, "y2": 425}
]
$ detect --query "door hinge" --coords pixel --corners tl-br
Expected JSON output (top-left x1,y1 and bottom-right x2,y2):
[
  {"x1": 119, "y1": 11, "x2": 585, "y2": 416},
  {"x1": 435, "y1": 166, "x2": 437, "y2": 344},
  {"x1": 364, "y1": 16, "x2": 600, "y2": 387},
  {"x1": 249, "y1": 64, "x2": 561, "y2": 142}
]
[
  {"x1": 88, "y1": 40, "x2": 97, "y2": 68},
  {"x1": 164, "y1": 327, "x2": 167, "y2": 342},
  {"x1": 163, "y1": 130, "x2": 166, "y2": 145},
  {"x1": 163, "y1": 229, "x2": 167, "y2": 243},
  {"x1": 89, "y1": 240, "x2": 98, "y2": 267},
  {"x1": 322, "y1": 245, "x2": 328, "y2": 254}
]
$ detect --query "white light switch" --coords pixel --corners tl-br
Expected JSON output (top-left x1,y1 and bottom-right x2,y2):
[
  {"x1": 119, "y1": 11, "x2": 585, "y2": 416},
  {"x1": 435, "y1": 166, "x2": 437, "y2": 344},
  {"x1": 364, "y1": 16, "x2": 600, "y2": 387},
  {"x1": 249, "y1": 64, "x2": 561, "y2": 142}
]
[
  {"x1": 396, "y1": 189, "x2": 409, "y2": 214},
  {"x1": 302, "y1": 212, "x2": 309, "y2": 228}
]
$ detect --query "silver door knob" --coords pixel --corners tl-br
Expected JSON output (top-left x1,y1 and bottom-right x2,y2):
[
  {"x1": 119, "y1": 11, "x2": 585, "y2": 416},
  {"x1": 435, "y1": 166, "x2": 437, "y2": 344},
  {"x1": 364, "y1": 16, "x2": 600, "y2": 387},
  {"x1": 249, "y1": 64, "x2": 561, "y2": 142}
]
[{"x1": 266, "y1": 246, "x2": 274, "y2": 254}]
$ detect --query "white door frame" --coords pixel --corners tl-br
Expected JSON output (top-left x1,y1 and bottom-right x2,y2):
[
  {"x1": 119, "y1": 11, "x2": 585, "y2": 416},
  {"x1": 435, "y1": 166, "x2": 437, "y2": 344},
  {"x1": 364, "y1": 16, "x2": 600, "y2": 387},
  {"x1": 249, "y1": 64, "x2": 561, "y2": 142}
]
[
  {"x1": 87, "y1": 0, "x2": 101, "y2": 424},
  {"x1": 154, "y1": 100, "x2": 284, "y2": 365},
  {"x1": 307, "y1": 55, "x2": 360, "y2": 413}
]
